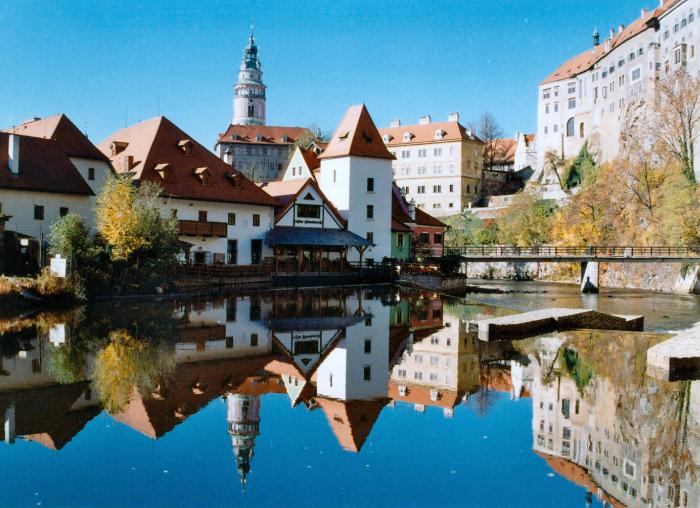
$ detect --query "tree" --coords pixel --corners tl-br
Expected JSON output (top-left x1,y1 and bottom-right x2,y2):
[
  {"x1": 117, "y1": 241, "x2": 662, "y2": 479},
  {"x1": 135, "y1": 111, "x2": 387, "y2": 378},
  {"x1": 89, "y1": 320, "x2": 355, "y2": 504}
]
[
  {"x1": 476, "y1": 112, "x2": 504, "y2": 171},
  {"x1": 96, "y1": 175, "x2": 179, "y2": 290},
  {"x1": 497, "y1": 186, "x2": 557, "y2": 246},
  {"x1": 562, "y1": 141, "x2": 597, "y2": 190},
  {"x1": 653, "y1": 69, "x2": 700, "y2": 183},
  {"x1": 443, "y1": 212, "x2": 497, "y2": 246}
]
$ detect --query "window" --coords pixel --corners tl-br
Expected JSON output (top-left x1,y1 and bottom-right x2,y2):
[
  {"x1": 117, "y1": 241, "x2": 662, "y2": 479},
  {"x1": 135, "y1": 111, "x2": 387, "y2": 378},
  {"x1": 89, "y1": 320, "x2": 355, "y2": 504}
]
[
  {"x1": 250, "y1": 333, "x2": 258, "y2": 347},
  {"x1": 59, "y1": 207, "x2": 69, "y2": 217},
  {"x1": 433, "y1": 148, "x2": 442, "y2": 156},
  {"x1": 433, "y1": 185, "x2": 441, "y2": 193},
  {"x1": 579, "y1": 122, "x2": 585, "y2": 138},
  {"x1": 34, "y1": 205, "x2": 44, "y2": 220},
  {"x1": 252, "y1": 214, "x2": 261, "y2": 226},
  {"x1": 418, "y1": 149, "x2": 427, "y2": 157},
  {"x1": 417, "y1": 166, "x2": 427, "y2": 175},
  {"x1": 566, "y1": 118, "x2": 575, "y2": 137},
  {"x1": 397, "y1": 233, "x2": 404, "y2": 247},
  {"x1": 366, "y1": 177, "x2": 374, "y2": 192},
  {"x1": 568, "y1": 98, "x2": 576, "y2": 109},
  {"x1": 363, "y1": 365, "x2": 371, "y2": 381},
  {"x1": 228, "y1": 212, "x2": 236, "y2": 225},
  {"x1": 545, "y1": 104, "x2": 550, "y2": 114},
  {"x1": 366, "y1": 205, "x2": 374, "y2": 219},
  {"x1": 554, "y1": 103, "x2": 559, "y2": 112},
  {"x1": 449, "y1": 184, "x2": 454, "y2": 192},
  {"x1": 553, "y1": 86, "x2": 559, "y2": 97},
  {"x1": 567, "y1": 82, "x2": 576, "y2": 94},
  {"x1": 297, "y1": 204, "x2": 321, "y2": 219},
  {"x1": 198, "y1": 210, "x2": 207, "y2": 222},
  {"x1": 417, "y1": 186, "x2": 425, "y2": 194},
  {"x1": 88, "y1": 167, "x2": 95, "y2": 180},
  {"x1": 419, "y1": 232, "x2": 430, "y2": 244},
  {"x1": 414, "y1": 371, "x2": 423, "y2": 381},
  {"x1": 401, "y1": 150, "x2": 410, "y2": 158},
  {"x1": 467, "y1": 184, "x2": 471, "y2": 193},
  {"x1": 434, "y1": 233, "x2": 443, "y2": 244},
  {"x1": 226, "y1": 336, "x2": 234, "y2": 349},
  {"x1": 543, "y1": 88, "x2": 551, "y2": 99},
  {"x1": 364, "y1": 339, "x2": 371, "y2": 354},
  {"x1": 553, "y1": 124, "x2": 558, "y2": 133},
  {"x1": 366, "y1": 232, "x2": 373, "y2": 243},
  {"x1": 333, "y1": 170, "x2": 336, "y2": 183}
]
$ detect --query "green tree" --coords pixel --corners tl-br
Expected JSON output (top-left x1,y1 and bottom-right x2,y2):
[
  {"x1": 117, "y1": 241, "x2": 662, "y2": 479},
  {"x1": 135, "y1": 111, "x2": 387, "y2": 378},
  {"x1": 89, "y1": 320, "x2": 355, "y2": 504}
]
[
  {"x1": 497, "y1": 187, "x2": 557, "y2": 246},
  {"x1": 562, "y1": 141, "x2": 597, "y2": 190}
]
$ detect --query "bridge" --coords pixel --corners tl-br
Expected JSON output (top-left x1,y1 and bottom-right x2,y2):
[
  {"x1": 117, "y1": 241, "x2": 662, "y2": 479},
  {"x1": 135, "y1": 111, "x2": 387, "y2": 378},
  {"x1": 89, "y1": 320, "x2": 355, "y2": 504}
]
[{"x1": 442, "y1": 245, "x2": 700, "y2": 293}]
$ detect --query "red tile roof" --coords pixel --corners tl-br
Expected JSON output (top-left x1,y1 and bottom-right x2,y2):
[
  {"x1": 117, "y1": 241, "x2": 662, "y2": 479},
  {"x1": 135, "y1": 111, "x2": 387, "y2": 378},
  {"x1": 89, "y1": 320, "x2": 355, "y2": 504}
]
[
  {"x1": 414, "y1": 207, "x2": 446, "y2": 229},
  {"x1": 489, "y1": 138, "x2": 517, "y2": 164},
  {"x1": 540, "y1": 2, "x2": 682, "y2": 84},
  {"x1": 300, "y1": 146, "x2": 321, "y2": 171},
  {"x1": 217, "y1": 124, "x2": 311, "y2": 145},
  {"x1": 315, "y1": 397, "x2": 388, "y2": 452},
  {"x1": 6, "y1": 114, "x2": 110, "y2": 162},
  {"x1": 379, "y1": 121, "x2": 483, "y2": 146},
  {"x1": 97, "y1": 116, "x2": 278, "y2": 206},
  {"x1": 388, "y1": 381, "x2": 462, "y2": 410},
  {"x1": 260, "y1": 177, "x2": 348, "y2": 227},
  {"x1": 0, "y1": 133, "x2": 94, "y2": 196},
  {"x1": 391, "y1": 186, "x2": 413, "y2": 232},
  {"x1": 318, "y1": 105, "x2": 395, "y2": 161}
]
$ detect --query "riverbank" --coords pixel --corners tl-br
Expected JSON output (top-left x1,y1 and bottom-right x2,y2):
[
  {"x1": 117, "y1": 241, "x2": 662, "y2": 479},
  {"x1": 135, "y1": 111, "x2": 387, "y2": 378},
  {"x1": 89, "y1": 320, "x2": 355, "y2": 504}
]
[{"x1": 464, "y1": 261, "x2": 700, "y2": 295}]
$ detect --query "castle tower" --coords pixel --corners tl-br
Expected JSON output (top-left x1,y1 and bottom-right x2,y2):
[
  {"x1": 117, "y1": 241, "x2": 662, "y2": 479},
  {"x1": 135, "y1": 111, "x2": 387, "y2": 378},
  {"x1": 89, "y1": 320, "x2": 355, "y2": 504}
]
[
  {"x1": 232, "y1": 30, "x2": 266, "y2": 126},
  {"x1": 226, "y1": 394, "x2": 261, "y2": 488}
]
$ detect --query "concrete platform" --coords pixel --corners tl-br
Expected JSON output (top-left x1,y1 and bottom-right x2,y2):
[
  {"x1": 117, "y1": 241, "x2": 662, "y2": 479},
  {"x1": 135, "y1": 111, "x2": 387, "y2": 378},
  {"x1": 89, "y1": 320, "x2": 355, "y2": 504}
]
[
  {"x1": 647, "y1": 324, "x2": 700, "y2": 380},
  {"x1": 475, "y1": 308, "x2": 644, "y2": 342}
]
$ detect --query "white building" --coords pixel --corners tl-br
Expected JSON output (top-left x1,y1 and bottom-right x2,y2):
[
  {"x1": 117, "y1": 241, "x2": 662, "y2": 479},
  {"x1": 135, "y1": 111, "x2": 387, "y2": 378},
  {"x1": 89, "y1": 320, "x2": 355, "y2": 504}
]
[
  {"x1": 317, "y1": 105, "x2": 395, "y2": 262},
  {"x1": 378, "y1": 113, "x2": 484, "y2": 217},
  {"x1": 98, "y1": 116, "x2": 278, "y2": 265},
  {"x1": 536, "y1": 0, "x2": 700, "y2": 182}
]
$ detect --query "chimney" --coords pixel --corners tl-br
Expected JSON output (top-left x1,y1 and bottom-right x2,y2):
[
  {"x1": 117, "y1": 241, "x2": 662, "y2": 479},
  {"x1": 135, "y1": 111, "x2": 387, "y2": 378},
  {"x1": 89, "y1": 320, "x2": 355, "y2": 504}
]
[
  {"x1": 659, "y1": 0, "x2": 664, "y2": 7},
  {"x1": 618, "y1": 24, "x2": 625, "y2": 34},
  {"x1": 609, "y1": 27, "x2": 615, "y2": 40},
  {"x1": 448, "y1": 112, "x2": 460, "y2": 122},
  {"x1": 593, "y1": 28, "x2": 600, "y2": 46},
  {"x1": 123, "y1": 154, "x2": 134, "y2": 171},
  {"x1": 390, "y1": 118, "x2": 401, "y2": 128},
  {"x1": 8, "y1": 134, "x2": 19, "y2": 175},
  {"x1": 641, "y1": 8, "x2": 648, "y2": 17},
  {"x1": 408, "y1": 199, "x2": 416, "y2": 221},
  {"x1": 418, "y1": 115, "x2": 431, "y2": 125}
]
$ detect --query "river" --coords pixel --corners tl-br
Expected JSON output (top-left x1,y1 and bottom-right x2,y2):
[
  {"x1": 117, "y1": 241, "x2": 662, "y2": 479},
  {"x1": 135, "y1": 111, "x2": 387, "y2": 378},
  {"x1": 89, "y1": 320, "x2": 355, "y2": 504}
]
[{"x1": 0, "y1": 284, "x2": 697, "y2": 507}]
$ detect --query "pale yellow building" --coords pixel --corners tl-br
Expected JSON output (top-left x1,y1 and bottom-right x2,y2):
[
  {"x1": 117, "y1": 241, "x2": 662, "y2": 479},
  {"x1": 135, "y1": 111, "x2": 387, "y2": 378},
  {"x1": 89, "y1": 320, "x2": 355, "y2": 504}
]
[{"x1": 379, "y1": 113, "x2": 484, "y2": 217}]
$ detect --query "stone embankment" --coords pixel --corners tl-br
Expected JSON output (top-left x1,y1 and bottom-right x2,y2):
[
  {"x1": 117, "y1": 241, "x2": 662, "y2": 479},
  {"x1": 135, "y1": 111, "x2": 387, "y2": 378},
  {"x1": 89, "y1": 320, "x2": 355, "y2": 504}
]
[
  {"x1": 475, "y1": 308, "x2": 644, "y2": 342},
  {"x1": 464, "y1": 261, "x2": 700, "y2": 294},
  {"x1": 647, "y1": 323, "x2": 700, "y2": 380}
]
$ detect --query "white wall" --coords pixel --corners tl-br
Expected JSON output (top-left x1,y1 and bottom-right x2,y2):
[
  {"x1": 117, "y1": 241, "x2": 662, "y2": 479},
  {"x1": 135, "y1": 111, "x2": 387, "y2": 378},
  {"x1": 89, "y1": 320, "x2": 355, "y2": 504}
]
[
  {"x1": 275, "y1": 183, "x2": 343, "y2": 229},
  {"x1": 163, "y1": 197, "x2": 274, "y2": 264},
  {"x1": 0, "y1": 189, "x2": 94, "y2": 239},
  {"x1": 282, "y1": 147, "x2": 314, "y2": 181},
  {"x1": 68, "y1": 158, "x2": 112, "y2": 196}
]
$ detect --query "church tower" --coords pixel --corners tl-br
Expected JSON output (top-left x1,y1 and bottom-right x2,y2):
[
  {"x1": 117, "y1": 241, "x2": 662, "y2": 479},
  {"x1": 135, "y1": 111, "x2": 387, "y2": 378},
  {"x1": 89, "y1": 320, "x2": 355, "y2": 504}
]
[
  {"x1": 226, "y1": 393, "x2": 261, "y2": 489},
  {"x1": 232, "y1": 30, "x2": 266, "y2": 126}
]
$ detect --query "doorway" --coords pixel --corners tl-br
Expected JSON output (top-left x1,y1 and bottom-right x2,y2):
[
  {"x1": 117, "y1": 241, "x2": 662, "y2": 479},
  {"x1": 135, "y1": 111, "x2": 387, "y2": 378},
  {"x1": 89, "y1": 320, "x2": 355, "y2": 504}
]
[{"x1": 251, "y1": 239, "x2": 262, "y2": 265}]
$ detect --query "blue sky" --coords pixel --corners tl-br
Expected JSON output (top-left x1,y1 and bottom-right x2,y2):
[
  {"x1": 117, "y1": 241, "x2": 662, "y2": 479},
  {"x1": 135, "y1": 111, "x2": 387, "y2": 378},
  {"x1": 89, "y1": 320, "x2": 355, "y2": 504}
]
[{"x1": 1, "y1": 0, "x2": 652, "y2": 147}]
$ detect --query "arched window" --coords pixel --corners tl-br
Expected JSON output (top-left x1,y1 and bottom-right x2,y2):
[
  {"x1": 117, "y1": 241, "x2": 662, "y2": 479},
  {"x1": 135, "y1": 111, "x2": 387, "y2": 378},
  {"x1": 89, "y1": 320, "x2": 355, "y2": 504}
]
[
  {"x1": 566, "y1": 117, "x2": 575, "y2": 137},
  {"x1": 579, "y1": 122, "x2": 585, "y2": 138}
]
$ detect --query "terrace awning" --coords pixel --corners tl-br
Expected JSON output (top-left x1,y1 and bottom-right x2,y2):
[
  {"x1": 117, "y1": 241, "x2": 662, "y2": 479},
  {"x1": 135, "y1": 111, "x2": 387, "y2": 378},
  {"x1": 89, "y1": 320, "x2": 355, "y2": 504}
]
[{"x1": 266, "y1": 227, "x2": 373, "y2": 248}]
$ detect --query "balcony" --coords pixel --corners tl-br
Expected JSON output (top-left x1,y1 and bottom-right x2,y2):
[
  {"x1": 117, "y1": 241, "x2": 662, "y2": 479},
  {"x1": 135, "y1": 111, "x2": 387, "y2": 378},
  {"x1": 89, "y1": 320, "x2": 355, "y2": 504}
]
[{"x1": 178, "y1": 220, "x2": 227, "y2": 238}]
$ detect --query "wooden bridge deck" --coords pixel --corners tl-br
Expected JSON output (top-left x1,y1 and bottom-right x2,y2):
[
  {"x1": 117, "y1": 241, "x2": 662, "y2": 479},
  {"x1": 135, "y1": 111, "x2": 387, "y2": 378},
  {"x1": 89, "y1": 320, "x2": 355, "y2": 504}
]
[{"x1": 443, "y1": 245, "x2": 700, "y2": 263}]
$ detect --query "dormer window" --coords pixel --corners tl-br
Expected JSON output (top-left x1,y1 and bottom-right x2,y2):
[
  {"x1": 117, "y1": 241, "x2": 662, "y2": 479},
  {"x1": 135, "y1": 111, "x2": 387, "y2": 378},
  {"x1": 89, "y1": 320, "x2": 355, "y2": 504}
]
[
  {"x1": 382, "y1": 134, "x2": 393, "y2": 143},
  {"x1": 111, "y1": 141, "x2": 128, "y2": 156},
  {"x1": 434, "y1": 129, "x2": 445, "y2": 140},
  {"x1": 338, "y1": 131, "x2": 349, "y2": 140},
  {"x1": 155, "y1": 163, "x2": 172, "y2": 182},
  {"x1": 281, "y1": 135, "x2": 289, "y2": 142},
  {"x1": 228, "y1": 172, "x2": 242, "y2": 188},
  {"x1": 178, "y1": 139, "x2": 193, "y2": 156},
  {"x1": 403, "y1": 132, "x2": 413, "y2": 142},
  {"x1": 194, "y1": 167, "x2": 211, "y2": 186},
  {"x1": 255, "y1": 134, "x2": 263, "y2": 142}
]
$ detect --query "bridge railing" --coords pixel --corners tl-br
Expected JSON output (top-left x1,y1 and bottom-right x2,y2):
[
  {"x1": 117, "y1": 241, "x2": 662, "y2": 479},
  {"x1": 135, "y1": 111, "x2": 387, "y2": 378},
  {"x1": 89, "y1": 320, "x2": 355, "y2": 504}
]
[{"x1": 443, "y1": 245, "x2": 700, "y2": 259}]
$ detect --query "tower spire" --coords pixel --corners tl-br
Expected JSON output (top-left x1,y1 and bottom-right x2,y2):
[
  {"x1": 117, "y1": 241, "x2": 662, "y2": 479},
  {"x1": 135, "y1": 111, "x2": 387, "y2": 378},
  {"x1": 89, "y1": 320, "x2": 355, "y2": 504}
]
[{"x1": 232, "y1": 29, "x2": 266, "y2": 125}]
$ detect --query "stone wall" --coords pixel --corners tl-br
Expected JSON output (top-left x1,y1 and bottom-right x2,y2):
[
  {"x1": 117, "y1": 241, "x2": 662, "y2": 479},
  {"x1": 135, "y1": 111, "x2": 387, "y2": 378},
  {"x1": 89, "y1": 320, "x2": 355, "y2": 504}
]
[{"x1": 464, "y1": 261, "x2": 700, "y2": 295}]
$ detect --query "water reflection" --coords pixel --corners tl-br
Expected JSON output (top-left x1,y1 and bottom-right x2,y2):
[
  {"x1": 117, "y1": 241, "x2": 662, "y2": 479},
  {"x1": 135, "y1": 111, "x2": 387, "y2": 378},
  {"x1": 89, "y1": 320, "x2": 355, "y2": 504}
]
[{"x1": 0, "y1": 287, "x2": 698, "y2": 506}]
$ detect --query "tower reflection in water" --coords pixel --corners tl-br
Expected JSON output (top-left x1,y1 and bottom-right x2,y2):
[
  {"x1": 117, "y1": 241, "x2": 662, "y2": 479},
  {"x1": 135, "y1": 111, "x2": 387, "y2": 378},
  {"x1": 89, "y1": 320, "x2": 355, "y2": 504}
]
[{"x1": 0, "y1": 287, "x2": 698, "y2": 505}]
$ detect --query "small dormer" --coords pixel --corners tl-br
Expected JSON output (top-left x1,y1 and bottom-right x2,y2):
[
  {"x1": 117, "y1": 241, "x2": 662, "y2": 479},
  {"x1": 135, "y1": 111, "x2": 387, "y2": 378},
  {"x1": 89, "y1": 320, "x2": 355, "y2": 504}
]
[
  {"x1": 255, "y1": 134, "x2": 264, "y2": 142},
  {"x1": 398, "y1": 385, "x2": 407, "y2": 397},
  {"x1": 338, "y1": 131, "x2": 349, "y2": 140},
  {"x1": 123, "y1": 154, "x2": 135, "y2": 171},
  {"x1": 382, "y1": 134, "x2": 393, "y2": 143},
  {"x1": 111, "y1": 141, "x2": 128, "y2": 157},
  {"x1": 434, "y1": 129, "x2": 445, "y2": 140},
  {"x1": 402, "y1": 132, "x2": 413, "y2": 142},
  {"x1": 281, "y1": 135, "x2": 289, "y2": 142},
  {"x1": 178, "y1": 139, "x2": 193, "y2": 156},
  {"x1": 154, "y1": 163, "x2": 172, "y2": 182},
  {"x1": 227, "y1": 172, "x2": 242, "y2": 188},
  {"x1": 194, "y1": 167, "x2": 211, "y2": 186}
]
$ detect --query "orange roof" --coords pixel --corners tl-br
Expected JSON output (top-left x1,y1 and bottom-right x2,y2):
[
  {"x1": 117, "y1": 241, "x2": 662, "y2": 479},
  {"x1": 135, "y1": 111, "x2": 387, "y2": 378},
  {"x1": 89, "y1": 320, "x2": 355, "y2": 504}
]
[
  {"x1": 379, "y1": 121, "x2": 483, "y2": 146},
  {"x1": 6, "y1": 114, "x2": 110, "y2": 162},
  {"x1": 97, "y1": 116, "x2": 278, "y2": 206},
  {"x1": 540, "y1": 2, "x2": 683, "y2": 85},
  {"x1": 489, "y1": 138, "x2": 517, "y2": 164},
  {"x1": 300, "y1": 146, "x2": 321, "y2": 171},
  {"x1": 318, "y1": 105, "x2": 395, "y2": 161},
  {"x1": 388, "y1": 382, "x2": 462, "y2": 410},
  {"x1": 217, "y1": 124, "x2": 311, "y2": 145},
  {"x1": 315, "y1": 397, "x2": 388, "y2": 452}
]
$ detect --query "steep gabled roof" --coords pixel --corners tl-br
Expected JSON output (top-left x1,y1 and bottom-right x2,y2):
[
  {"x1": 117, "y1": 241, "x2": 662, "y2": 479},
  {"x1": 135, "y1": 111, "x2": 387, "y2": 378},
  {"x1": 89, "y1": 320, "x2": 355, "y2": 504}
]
[
  {"x1": 299, "y1": 146, "x2": 321, "y2": 171},
  {"x1": 415, "y1": 207, "x2": 446, "y2": 229},
  {"x1": 0, "y1": 133, "x2": 94, "y2": 196},
  {"x1": 318, "y1": 105, "x2": 395, "y2": 161},
  {"x1": 6, "y1": 114, "x2": 110, "y2": 162},
  {"x1": 217, "y1": 125, "x2": 311, "y2": 146},
  {"x1": 97, "y1": 116, "x2": 278, "y2": 206},
  {"x1": 391, "y1": 186, "x2": 413, "y2": 232},
  {"x1": 315, "y1": 397, "x2": 388, "y2": 452},
  {"x1": 379, "y1": 121, "x2": 483, "y2": 146},
  {"x1": 260, "y1": 177, "x2": 347, "y2": 226}
]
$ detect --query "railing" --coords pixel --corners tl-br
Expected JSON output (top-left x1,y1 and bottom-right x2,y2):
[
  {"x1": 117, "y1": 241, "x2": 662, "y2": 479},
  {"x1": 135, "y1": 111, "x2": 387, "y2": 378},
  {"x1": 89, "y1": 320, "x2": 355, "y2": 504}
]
[
  {"x1": 443, "y1": 245, "x2": 700, "y2": 259},
  {"x1": 175, "y1": 262, "x2": 272, "y2": 279},
  {"x1": 177, "y1": 220, "x2": 228, "y2": 238}
]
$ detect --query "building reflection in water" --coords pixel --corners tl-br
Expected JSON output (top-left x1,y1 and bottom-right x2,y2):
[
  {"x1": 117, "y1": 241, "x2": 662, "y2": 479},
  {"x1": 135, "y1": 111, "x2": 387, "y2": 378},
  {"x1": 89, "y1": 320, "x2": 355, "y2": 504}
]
[{"x1": 0, "y1": 288, "x2": 699, "y2": 502}]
